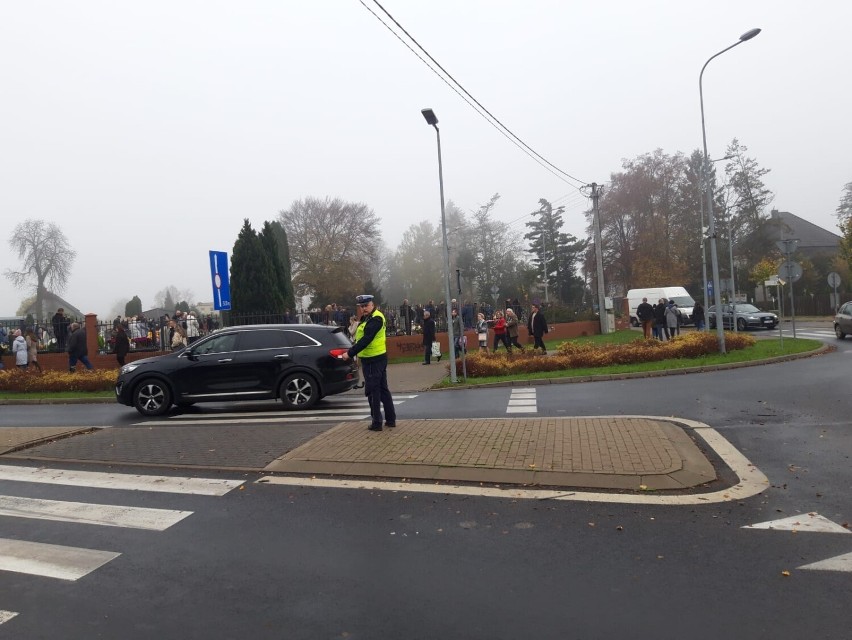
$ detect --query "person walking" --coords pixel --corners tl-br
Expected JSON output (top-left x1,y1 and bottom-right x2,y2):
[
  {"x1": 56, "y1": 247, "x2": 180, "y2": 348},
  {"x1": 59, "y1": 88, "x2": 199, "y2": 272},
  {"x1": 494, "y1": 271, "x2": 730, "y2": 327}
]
[
  {"x1": 52, "y1": 308, "x2": 70, "y2": 352},
  {"x1": 636, "y1": 297, "x2": 655, "y2": 340},
  {"x1": 421, "y1": 309, "x2": 436, "y2": 365},
  {"x1": 114, "y1": 324, "x2": 131, "y2": 367},
  {"x1": 24, "y1": 328, "x2": 42, "y2": 372},
  {"x1": 342, "y1": 294, "x2": 396, "y2": 432},
  {"x1": 476, "y1": 312, "x2": 489, "y2": 354},
  {"x1": 692, "y1": 301, "x2": 706, "y2": 331},
  {"x1": 653, "y1": 298, "x2": 668, "y2": 340},
  {"x1": 67, "y1": 322, "x2": 94, "y2": 372},
  {"x1": 170, "y1": 320, "x2": 187, "y2": 350},
  {"x1": 665, "y1": 300, "x2": 680, "y2": 338},
  {"x1": 491, "y1": 310, "x2": 511, "y2": 353},
  {"x1": 451, "y1": 307, "x2": 465, "y2": 355},
  {"x1": 505, "y1": 308, "x2": 524, "y2": 351},
  {"x1": 527, "y1": 303, "x2": 548, "y2": 353},
  {"x1": 12, "y1": 329, "x2": 28, "y2": 369}
]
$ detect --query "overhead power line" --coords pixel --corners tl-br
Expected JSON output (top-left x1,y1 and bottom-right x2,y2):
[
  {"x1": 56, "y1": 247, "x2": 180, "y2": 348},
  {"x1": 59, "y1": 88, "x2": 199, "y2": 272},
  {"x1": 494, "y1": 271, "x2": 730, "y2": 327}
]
[{"x1": 359, "y1": 0, "x2": 589, "y2": 190}]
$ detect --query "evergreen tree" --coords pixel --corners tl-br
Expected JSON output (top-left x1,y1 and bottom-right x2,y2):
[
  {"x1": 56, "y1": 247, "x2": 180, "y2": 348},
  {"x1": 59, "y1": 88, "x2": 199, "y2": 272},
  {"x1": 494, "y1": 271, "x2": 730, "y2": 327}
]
[
  {"x1": 125, "y1": 295, "x2": 143, "y2": 317},
  {"x1": 266, "y1": 221, "x2": 296, "y2": 311},
  {"x1": 258, "y1": 221, "x2": 288, "y2": 315},
  {"x1": 230, "y1": 219, "x2": 280, "y2": 319},
  {"x1": 163, "y1": 290, "x2": 176, "y2": 313},
  {"x1": 363, "y1": 278, "x2": 383, "y2": 306},
  {"x1": 526, "y1": 199, "x2": 587, "y2": 303}
]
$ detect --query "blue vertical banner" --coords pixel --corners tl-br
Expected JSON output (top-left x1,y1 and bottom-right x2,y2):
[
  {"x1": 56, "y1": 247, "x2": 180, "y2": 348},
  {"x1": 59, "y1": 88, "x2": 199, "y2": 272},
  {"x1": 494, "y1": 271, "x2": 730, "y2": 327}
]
[{"x1": 209, "y1": 251, "x2": 232, "y2": 311}]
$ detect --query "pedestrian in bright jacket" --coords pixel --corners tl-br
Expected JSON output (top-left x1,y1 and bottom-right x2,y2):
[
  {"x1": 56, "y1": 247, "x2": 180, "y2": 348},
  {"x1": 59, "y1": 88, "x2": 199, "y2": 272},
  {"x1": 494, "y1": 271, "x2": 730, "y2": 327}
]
[{"x1": 491, "y1": 311, "x2": 511, "y2": 353}]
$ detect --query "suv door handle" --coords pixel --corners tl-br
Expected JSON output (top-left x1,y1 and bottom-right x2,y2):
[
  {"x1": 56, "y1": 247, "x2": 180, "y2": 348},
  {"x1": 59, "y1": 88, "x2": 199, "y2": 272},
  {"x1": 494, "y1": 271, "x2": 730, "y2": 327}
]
[
  {"x1": 218, "y1": 358, "x2": 233, "y2": 363},
  {"x1": 274, "y1": 354, "x2": 290, "y2": 360}
]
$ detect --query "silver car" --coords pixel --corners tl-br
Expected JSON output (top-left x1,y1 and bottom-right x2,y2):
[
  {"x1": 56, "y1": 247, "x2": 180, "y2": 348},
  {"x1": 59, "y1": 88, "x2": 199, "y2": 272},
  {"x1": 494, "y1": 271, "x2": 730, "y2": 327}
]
[
  {"x1": 707, "y1": 304, "x2": 778, "y2": 331},
  {"x1": 834, "y1": 301, "x2": 852, "y2": 339}
]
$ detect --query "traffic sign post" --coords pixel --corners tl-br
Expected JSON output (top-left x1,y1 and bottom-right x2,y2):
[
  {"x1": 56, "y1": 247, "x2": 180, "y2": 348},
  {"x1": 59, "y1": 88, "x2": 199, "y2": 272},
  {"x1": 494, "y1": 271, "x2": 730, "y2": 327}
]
[
  {"x1": 828, "y1": 272, "x2": 842, "y2": 313},
  {"x1": 209, "y1": 251, "x2": 232, "y2": 311}
]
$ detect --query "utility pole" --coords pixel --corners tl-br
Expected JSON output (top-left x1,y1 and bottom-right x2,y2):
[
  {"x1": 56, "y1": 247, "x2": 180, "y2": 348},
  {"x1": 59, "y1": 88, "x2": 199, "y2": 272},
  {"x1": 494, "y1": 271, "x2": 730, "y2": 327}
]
[
  {"x1": 541, "y1": 225, "x2": 549, "y2": 303},
  {"x1": 590, "y1": 183, "x2": 609, "y2": 334}
]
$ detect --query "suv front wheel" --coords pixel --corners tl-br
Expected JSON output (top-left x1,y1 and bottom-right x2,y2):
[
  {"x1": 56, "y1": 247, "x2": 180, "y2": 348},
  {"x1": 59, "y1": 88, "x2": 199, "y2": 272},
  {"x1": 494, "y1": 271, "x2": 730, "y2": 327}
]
[
  {"x1": 134, "y1": 378, "x2": 172, "y2": 416},
  {"x1": 279, "y1": 373, "x2": 319, "y2": 410}
]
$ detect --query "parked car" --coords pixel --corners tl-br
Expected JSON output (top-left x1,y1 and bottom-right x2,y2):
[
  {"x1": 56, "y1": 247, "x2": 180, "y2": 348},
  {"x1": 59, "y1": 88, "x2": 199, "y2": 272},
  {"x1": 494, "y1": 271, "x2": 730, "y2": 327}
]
[
  {"x1": 115, "y1": 324, "x2": 358, "y2": 416},
  {"x1": 707, "y1": 304, "x2": 778, "y2": 331},
  {"x1": 834, "y1": 301, "x2": 852, "y2": 339}
]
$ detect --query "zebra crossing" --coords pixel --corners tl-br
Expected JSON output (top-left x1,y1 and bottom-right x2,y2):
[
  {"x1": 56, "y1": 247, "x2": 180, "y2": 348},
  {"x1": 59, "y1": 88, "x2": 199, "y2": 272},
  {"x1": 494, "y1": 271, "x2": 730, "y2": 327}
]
[
  {"x1": 778, "y1": 327, "x2": 836, "y2": 341},
  {"x1": 0, "y1": 463, "x2": 244, "y2": 627},
  {"x1": 506, "y1": 388, "x2": 538, "y2": 414},
  {"x1": 134, "y1": 394, "x2": 419, "y2": 426}
]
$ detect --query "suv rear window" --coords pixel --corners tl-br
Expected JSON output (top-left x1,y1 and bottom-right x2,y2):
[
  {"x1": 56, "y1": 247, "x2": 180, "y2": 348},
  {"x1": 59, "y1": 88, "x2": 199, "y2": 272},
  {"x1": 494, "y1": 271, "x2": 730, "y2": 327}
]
[{"x1": 285, "y1": 330, "x2": 321, "y2": 347}]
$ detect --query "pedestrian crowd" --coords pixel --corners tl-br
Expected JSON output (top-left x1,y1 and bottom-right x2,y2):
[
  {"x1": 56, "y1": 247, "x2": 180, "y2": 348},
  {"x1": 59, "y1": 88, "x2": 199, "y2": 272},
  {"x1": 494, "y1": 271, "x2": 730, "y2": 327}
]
[{"x1": 635, "y1": 297, "x2": 705, "y2": 341}]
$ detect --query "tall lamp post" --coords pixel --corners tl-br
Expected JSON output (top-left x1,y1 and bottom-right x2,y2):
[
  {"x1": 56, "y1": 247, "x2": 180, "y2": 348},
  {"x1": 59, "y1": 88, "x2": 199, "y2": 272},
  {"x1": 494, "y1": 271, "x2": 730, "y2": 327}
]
[
  {"x1": 421, "y1": 108, "x2": 457, "y2": 383},
  {"x1": 699, "y1": 27, "x2": 761, "y2": 354}
]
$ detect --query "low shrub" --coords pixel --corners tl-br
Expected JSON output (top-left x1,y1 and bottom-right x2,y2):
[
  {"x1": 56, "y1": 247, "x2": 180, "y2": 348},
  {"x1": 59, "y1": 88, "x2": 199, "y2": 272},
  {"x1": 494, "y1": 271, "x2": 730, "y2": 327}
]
[
  {"x1": 460, "y1": 331, "x2": 756, "y2": 378},
  {"x1": 0, "y1": 368, "x2": 118, "y2": 393}
]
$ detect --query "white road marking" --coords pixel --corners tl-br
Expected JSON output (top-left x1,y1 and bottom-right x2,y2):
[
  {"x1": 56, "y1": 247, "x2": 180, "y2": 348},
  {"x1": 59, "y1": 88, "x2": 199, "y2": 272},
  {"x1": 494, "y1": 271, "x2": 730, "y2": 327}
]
[
  {"x1": 0, "y1": 495, "x2": 192, "y2": 531},
  {"x1": 798, "y1": 551, "x2": 852, "y2": 573},
  {"x1": 166, "y1": 408, "x2": 372, "y2": 420},
  {"x1": 0, "y1": 539, "x2": 120, "y2": 581},
  {"x1": 326, "y1": 394, "x2": 419, "y2": 401},
  {"x1": 743, "y1": 513, "x2": 851, "y2": 534},
  {"x1": 507, "y1": 388, "x2": 537, "y2": 414},
  {"x1": 255, "y1": 416, "x2": 770, "y2": 505},
  {"x1": 0, "y1": 610, "x2": 18, "y2": 625},
  {"x1": 143, "y1": 414, "x2": 371, "y2": 426},
  {"x1": 0, "y1": 465, "x2": 243, "y2": 496}
]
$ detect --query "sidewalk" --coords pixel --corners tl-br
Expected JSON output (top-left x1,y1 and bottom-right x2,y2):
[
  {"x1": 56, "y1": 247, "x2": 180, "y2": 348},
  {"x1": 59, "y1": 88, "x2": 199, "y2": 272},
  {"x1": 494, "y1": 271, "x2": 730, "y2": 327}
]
[{"x1": 0, "y1": 361, "x2": 742, "y2": 493}]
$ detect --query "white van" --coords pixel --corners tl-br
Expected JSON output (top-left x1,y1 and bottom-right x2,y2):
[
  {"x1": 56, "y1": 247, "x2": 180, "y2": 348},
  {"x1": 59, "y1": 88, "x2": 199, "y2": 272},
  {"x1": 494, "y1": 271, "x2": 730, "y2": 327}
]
[{"x1": 627, "y1": 287, "x2": 696, "y2": 326}]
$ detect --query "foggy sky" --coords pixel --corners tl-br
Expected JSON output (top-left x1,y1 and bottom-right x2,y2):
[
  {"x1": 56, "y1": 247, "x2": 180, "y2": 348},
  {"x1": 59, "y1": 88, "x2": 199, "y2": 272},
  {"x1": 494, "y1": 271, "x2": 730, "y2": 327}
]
[{"x1": 1, "y1": 0, "x2": 849, "y2": 318}]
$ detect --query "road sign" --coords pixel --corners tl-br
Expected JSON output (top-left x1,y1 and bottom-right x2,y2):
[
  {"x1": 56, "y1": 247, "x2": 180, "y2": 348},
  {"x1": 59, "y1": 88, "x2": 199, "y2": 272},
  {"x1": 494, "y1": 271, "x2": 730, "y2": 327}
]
[
  {"x1": 828, "y1": 272, "x2": 842, "y2": 288},
  {"x1": 776, "y1": 238, "x2": 800, "y2": 255},
  {"x1": 779, "y1": 260, "x2": 802, "y2": 283},
  {"x1": 209, "y1": 251, "x2": 231, "y2": 311},
  {"x1": 764, "y1": 276, "x2": 779, "y2": 287},
  {"x1": 707, "y1": 279, "x2": 713, "y2": 297}
]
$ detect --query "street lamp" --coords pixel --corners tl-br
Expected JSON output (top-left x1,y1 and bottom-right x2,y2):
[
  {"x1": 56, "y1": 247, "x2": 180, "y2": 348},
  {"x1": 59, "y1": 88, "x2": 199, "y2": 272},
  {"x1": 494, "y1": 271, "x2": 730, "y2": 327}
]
[
  {"x1": 421, "y1": 107, "x2": 457, "y2": 383},
  {"x1": 699, "y1": 27, "x2": 761, "y2": 353}
]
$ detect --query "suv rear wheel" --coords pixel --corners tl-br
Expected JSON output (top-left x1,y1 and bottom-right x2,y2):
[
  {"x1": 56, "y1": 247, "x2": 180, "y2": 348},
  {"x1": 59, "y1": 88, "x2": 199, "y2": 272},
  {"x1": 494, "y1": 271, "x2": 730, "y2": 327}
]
[
  {"x1": 279, "y1": 373, "x2": 319, "y2": 410},
  {"x1": 836, "y1": 324, "x2": 847, "y2": 340},
  {"x1": 134, "y1": 379, "x2": 172, "y2": 416}
]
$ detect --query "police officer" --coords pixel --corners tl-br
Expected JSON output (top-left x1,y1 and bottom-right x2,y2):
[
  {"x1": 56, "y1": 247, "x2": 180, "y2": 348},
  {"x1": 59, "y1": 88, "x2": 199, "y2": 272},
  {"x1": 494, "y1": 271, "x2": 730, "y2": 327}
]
[{"x1": 342, "y1": 294, "x2": 396, "y2": 431}]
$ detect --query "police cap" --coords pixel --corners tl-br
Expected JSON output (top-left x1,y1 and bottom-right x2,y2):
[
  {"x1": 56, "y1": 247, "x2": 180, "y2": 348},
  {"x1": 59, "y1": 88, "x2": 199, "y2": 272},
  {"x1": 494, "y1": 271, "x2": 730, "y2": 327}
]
[{"x1": 355, "y1": 294, "x2": 374, "y2": 305}]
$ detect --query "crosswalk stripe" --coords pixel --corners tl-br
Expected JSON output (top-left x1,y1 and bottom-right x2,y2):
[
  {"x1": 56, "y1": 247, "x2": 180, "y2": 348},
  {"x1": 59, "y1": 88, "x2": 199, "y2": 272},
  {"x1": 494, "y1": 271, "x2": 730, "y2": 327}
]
[
  {"x1": 0, "y1": 610, "x2": 18, "y2": 625},
  {"x1": 325, "y1": 394, "x2": 419, "y2": 401},
  {"x1": 507, "y1": 389, "x2": 537, "y2": 414},
  {"x1": 0, "y1": 538, "x2": 120, "y2": 581},
  {"x1": 165, "y1": 407, "x2": 374, "y2": 420},
  {"x1": 143, "y1": 414, "x2": 371, "y2": 426},
  {"x1": 0, "y1": 495, "x2": 192, "y2": 531},
  {"x1": 0, "y1": 465, "x2": 243, "y2": 496}
]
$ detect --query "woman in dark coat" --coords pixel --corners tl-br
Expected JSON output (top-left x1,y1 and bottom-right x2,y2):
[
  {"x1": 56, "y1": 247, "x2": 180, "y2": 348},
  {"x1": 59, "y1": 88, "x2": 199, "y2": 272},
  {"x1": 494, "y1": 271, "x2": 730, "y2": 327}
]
[
  {"x1": 114, "y1": 324, "x2": 131, "y2": 367},
  {"x1": 421, "y1": 310, "x2": 436, "y2": 365}
]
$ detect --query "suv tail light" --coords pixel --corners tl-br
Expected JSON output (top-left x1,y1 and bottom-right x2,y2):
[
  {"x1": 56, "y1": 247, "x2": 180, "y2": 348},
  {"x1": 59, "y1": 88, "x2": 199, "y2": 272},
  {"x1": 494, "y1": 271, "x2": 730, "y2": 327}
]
[{"x1": 329, "y1": 348, "x2": 349, "y2": 360}]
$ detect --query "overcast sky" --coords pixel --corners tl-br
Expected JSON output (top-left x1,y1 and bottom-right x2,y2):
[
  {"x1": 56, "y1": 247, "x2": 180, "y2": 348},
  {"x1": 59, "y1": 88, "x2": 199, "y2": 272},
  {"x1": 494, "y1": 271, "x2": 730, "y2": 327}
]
[{"x1": 1, "y1": 1, "x2": 849, "y2": 318}]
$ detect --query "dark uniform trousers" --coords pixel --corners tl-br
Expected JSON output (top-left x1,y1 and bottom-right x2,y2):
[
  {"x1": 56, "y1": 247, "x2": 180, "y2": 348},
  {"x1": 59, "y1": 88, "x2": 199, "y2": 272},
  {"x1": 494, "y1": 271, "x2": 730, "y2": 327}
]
[{"x1": 362, "y1": 355, "x2": 396, "y2": 428}]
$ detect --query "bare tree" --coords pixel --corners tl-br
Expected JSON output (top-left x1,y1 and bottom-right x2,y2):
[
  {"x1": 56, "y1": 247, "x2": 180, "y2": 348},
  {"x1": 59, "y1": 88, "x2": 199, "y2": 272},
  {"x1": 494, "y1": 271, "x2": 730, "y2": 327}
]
[
  {"x1": 279, "y1": 196, "x2": 381, "y2": 305},
  {"x1": 5, "y1": 219, "x2": 76, "y2": 323}
]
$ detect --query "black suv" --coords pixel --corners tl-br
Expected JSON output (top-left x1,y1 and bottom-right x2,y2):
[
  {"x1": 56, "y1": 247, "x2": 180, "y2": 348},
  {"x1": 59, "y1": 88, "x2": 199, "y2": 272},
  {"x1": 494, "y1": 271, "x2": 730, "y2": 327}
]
[{"x1": 116, "y1": 324, "x2": 358, "y2": 416}]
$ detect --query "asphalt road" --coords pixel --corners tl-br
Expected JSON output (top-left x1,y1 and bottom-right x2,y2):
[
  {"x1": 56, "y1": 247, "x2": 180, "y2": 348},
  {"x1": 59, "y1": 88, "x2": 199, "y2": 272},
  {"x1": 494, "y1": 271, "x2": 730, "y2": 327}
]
[{"x1": 1, "y1": 325, "x2": 850, "y2": 639}]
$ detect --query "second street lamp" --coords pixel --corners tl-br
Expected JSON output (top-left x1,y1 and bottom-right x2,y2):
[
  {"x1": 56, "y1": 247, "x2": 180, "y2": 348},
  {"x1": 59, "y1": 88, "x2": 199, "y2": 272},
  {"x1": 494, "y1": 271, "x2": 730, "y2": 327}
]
[
  {"x1": 421, "y1": 108, "x2": 457, "y2": 383},
  {"x1": 699, "y1": 27, "x2": 761, "y2": 353}
]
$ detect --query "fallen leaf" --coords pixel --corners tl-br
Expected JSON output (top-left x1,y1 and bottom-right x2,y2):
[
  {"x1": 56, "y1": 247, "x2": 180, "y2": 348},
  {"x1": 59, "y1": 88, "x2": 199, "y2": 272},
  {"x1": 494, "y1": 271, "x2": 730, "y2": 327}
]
[{"x1": 781, "y1": 570, "x2": 791, "y2": 577}]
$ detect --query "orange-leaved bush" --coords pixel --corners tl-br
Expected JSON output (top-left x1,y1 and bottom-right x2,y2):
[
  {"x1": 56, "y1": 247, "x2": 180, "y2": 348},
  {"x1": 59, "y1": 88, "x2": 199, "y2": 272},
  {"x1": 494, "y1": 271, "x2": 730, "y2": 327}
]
[
  {"x1": 456, "y1": 331, "x2": 755, "y2": 378},
  {"x1": 0, "y1": 369, "x2": 118, "y2": 393}
]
